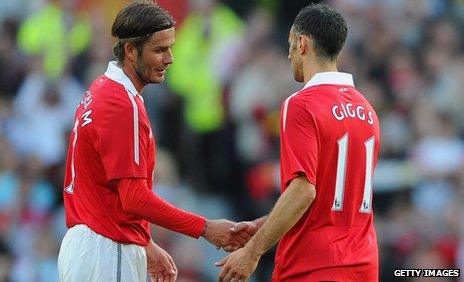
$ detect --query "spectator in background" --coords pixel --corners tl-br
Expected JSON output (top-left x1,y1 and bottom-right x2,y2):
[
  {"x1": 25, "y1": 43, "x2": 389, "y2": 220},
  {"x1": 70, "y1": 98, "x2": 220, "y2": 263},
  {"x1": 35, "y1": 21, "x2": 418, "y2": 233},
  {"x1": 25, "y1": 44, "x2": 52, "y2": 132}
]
[
  {"x1": 167, "y1": 0, "x2": 245, "y2": 194},
  {"x1": 0, "y1": 240, "x2": 11, "y2": 282},
  {"x1": 0, "y1": 149, "x2": 57, "y2": 281},
  {"x1": 0, "y1": 19, "x2": 26, "y2": 99},
  {"x1": 227, "y1": 8, "x2": 297, "y2": 163},
  {"x1": 17, "y1": 0, "x2": 92, "y2": 79},
  {"x1": 154, "y1": 148, "x2": 239, "y2": 281},
  {"x1": 168, "y1": 0, "x2": 244, "y2": 133},
  {"x1": 6, "y1": 65, "x2": 82, "y2": 166}
]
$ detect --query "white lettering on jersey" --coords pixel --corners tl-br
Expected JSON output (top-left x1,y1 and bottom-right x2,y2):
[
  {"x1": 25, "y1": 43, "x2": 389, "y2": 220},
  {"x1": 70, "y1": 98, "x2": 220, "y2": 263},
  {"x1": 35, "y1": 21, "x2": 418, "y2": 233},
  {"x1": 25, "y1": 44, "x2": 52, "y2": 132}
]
[
  {"x1": 331, "y1": 103, "x2": 374, "y2": 125},
  {"x1": 367, "y1": 111, "x2": 374, "y2": 125},
  {"x1": 81, "y1": 90, "x2": 93, "y2": 109},
  {"x1": 82, "y1": 110, "x2": 93, "y2": 127},
  {"x1": 346, "y1": 103, "x2": 355, "y2": 117},
  {"x1": 356, "y1": 106, "x2": 366, "y2": 120},
  {"x1": 332, "y1": 105, "x2": 344, "y2": 121}
]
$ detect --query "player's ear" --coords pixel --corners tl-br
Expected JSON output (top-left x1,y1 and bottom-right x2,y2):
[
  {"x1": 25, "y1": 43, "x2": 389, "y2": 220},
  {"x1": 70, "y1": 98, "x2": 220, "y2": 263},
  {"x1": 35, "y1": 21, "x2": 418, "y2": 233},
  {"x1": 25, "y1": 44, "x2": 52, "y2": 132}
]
[
  {"x1": 124, "y1": 42, "x2": 137, "y2": 63},
  {"x1": 298, "y1": 35, "x2": 308, "y2": 55}
]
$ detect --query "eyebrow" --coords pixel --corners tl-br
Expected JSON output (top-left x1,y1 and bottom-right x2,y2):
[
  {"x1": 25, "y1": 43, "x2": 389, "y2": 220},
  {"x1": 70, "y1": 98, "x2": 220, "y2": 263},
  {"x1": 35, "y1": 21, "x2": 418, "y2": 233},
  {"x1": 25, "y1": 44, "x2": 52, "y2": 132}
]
[{"x1": 153, "y1": 42, "x2": 175, "y2": 49}]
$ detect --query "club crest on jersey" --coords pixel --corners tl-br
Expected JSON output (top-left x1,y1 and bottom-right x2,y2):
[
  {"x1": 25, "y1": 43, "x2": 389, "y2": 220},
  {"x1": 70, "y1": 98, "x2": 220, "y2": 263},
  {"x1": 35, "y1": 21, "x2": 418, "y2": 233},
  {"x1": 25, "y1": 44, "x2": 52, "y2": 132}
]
[{"x1": 331, "y1": 103, "x2": 374, "y2": 125}]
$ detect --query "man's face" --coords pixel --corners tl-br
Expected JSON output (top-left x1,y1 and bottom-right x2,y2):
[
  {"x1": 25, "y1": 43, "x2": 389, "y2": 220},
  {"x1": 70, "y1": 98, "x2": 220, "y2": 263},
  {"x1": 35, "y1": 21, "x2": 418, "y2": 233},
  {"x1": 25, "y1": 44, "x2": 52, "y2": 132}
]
[
  {"x1": 134, "y1": 27, "x2": 175, "y2": 84},
  {"x1": 288, "y1": 27, "x2": 304, "y2": 83}
]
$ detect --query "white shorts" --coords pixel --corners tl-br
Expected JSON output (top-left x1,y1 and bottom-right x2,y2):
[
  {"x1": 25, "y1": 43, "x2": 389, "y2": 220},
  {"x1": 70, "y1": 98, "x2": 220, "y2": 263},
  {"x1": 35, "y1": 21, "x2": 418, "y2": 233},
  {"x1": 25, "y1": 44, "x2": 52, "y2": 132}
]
[{"x1": 57, "y1": 224, "x2": 147, "y2": 282}]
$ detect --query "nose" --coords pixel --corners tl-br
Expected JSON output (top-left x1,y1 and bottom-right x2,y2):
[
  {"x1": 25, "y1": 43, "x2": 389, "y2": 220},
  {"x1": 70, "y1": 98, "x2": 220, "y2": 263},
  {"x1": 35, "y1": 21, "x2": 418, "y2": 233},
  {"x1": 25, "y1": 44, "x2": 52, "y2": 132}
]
[{"x1": 163, "y1": 49, "x2": 173, "y2": 65}]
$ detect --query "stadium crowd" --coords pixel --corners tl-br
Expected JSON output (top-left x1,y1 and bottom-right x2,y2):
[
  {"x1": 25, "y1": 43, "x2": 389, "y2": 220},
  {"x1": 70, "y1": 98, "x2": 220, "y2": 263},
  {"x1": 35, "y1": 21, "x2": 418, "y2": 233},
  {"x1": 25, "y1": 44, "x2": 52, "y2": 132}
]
[{"x1": 0, "y1": 0, "x2": 463, "y2": 281}]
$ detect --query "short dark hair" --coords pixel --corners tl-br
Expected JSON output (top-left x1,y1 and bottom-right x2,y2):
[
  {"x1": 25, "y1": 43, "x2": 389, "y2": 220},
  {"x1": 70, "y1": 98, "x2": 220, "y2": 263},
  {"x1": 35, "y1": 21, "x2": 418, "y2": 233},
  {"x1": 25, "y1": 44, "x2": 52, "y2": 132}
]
[
  {"x1": 293, "y1": 4, "x2": 347, "y2": 61},
  {"x1": 111, "y1": 0, "x2": 175, "y2": 62}
]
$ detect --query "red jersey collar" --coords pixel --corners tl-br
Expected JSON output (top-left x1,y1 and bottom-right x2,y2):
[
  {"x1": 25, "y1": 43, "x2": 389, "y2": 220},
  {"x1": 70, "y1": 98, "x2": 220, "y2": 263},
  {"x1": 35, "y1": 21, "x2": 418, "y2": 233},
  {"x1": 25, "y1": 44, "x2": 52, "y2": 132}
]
[
  {"x1": 303, "y1": 72, "x2": 354, "y2": 89},
  {"x1": 104, "y1": 61, "x2": 139, "y2": 97}
]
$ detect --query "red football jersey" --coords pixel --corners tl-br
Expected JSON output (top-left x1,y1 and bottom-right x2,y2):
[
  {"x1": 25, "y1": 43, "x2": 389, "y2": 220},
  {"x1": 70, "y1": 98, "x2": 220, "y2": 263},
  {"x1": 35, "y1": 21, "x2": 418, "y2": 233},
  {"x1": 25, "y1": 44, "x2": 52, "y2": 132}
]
[
  {"x1": 63, "y1": 62, "x2": 155, "y2": 245},
  {"x1": 273, "y1": 72, "x2": 380, "y2": 281}
]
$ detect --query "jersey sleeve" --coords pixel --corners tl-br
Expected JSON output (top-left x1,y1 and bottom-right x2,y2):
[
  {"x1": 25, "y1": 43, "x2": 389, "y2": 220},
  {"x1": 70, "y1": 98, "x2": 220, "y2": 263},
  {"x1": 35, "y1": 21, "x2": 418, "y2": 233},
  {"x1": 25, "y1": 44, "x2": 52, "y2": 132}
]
[
  {"x1": 118, "y1": 178, "x2": 206, "y2": 238},
  {"x1": 98, "y1": 92, "x2": 148, "y2": 180},
  {"x1": 280, "y1": 97, "x2": 319, "y2": 188}
]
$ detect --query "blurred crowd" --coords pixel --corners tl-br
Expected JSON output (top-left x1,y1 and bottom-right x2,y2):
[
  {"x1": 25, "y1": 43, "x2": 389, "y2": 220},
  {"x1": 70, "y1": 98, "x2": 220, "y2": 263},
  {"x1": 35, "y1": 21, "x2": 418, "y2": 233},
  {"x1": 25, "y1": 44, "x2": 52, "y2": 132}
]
[{"x1": 0, "y1": 0, "x2": 464, "y2": 281}]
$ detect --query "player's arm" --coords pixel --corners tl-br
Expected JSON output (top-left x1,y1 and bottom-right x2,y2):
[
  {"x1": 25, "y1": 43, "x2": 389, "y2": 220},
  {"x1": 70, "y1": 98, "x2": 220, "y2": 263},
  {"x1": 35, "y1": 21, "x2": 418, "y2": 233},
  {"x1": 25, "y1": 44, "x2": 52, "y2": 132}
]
[
  {"x1": 116, "y1": 178, "x2": 248, "y2": 247},
  {"x1": 100, "y1": 94, "x2": 247, "y2": 246},
  {"x1": 244, "y1": 98, "x2": 318, "y2": 251},
  {"x1": 216, "y1": 176, "x2": 315, "y2": 281},
  {"x1": 245, "y1": 176, "x2": 315, "y2": 255},
  {"x1": 116, "y1": 177, "x2": 205, "y2": 238},
  {"x1": 226, "y1": 177, "x2": 313, "y2": 253}
]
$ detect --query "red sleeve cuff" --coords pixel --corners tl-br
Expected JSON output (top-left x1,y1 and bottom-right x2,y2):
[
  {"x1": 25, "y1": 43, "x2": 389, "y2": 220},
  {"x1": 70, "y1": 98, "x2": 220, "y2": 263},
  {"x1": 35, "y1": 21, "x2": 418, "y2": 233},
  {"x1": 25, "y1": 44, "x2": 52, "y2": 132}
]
[{"x1": 190, "y1": 215, "x2": 207, "y2": 239}]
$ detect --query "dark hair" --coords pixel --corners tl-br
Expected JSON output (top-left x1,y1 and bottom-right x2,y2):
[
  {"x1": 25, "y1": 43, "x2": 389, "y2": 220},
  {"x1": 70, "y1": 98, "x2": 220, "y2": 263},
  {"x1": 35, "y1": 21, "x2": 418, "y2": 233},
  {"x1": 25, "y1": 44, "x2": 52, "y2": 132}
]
[
  {"x1": 111, "y1": 0, "x2": 175, "y2": 62},
  {"x1": 293, "y1": 4, "x2": 347, "y2": 61}
]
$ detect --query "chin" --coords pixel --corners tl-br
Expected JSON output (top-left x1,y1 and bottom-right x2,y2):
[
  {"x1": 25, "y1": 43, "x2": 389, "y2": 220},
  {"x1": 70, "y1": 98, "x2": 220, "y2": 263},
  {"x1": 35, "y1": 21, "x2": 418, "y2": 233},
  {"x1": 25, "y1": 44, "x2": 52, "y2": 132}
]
[{"x1": 150, "y1": 76, "x2": 164, "y2": 84}]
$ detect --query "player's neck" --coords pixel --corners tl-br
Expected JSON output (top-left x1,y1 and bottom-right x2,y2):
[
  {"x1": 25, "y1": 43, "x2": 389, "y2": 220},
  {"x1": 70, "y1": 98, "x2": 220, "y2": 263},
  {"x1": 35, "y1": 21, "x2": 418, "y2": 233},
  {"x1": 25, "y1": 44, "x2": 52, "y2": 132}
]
[
  {"x1": 303, "y1": 60, "x2": 338, "y2": 84},
  {"x1": 119, "y1": 61, "x2": 147, "y2": 94}
]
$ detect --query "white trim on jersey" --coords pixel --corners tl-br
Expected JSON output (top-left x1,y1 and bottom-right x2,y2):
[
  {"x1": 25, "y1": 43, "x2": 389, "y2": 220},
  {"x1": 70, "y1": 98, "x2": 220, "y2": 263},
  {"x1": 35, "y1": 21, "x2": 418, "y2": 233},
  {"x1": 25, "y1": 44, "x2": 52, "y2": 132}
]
[
  {"x1": 104, "y1": 61, "x2": 141, "y2": 165},
  {"x1": 104, "y1": 61, "x2": 139, "y2": 97},
  {"x1": 303, "y1": 72, "x2": 354, "y2": 89},
  {"x1": 283, "y1": 92, "x2": 300, "y2": 132},
  {"x1": 126, "y1": 91, "x2": 140, "y2": 165},
  {"x1": 283, "y1": 72, "x2": 355, "y2": 132}
]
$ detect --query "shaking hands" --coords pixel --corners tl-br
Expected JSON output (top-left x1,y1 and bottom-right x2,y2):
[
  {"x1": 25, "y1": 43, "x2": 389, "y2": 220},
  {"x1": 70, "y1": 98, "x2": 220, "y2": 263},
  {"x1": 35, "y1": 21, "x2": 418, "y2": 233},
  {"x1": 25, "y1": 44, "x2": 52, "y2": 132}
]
[{"x1": 201, "y1": 220, "x2": 260, "y2": 252}]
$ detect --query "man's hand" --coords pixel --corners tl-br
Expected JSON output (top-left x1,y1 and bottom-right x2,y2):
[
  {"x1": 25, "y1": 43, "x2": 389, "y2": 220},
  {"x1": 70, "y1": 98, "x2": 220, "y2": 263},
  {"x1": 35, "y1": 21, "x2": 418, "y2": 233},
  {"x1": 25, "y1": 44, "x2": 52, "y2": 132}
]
[
  {"x1": 223, "y1": 221, "x2": 259, "y2": 252},
  {"x1": 215, "y1": 246, "x2": 260, "y2": 282},
  {"x1": 145, "y1": 240, "x2": 178, "y2": 282},
  {"x1": 201, "y1": 219, "x2": 251, "y2": 250}
]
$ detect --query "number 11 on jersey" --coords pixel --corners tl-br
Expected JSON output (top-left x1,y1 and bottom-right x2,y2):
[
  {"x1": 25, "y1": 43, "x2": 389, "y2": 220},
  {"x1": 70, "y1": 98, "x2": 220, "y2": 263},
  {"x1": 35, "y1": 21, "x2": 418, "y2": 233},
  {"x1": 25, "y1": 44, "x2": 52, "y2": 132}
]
[{"x1": 332, "y1": 134, "x2": 375, "y2": 213}]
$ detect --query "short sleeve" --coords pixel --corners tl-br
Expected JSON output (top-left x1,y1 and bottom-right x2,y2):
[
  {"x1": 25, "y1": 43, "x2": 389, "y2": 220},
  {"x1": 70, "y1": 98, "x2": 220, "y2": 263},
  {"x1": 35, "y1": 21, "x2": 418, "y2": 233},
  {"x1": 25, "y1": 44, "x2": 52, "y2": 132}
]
[
  {"x1": 98, "y1": 93, "x2": 148, "y2": 180},
  {"x1": 280, "y1": 98, "x2": 318, "y2": 188}
]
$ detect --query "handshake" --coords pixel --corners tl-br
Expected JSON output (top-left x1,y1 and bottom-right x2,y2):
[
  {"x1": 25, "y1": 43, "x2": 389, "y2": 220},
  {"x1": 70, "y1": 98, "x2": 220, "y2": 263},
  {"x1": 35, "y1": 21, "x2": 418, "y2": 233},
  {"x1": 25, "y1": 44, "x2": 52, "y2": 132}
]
[
  {"x1": 201, "y1": 219, "x2": 261, "y2": 252},
  {"x1": 146, "y1": 218, "x2": 266, "y2": 282}
]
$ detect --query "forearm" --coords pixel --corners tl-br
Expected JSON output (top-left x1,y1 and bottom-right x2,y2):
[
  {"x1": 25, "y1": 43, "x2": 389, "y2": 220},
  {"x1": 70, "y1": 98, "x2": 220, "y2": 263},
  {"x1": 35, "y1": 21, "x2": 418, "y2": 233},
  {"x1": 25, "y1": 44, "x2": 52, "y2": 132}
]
[
  {"x1": 246, "y1": 177, "x2": 315, "y2": 256},
  {"x1": 118, "y1": 178, "x2": 206, "y2": 238}
]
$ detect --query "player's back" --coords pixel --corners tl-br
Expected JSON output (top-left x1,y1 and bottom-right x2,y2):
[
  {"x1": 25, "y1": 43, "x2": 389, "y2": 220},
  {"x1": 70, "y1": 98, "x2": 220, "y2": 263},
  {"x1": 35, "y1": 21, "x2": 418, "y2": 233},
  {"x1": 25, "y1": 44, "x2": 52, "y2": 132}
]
[
  {"x1": 275, "y1": 76, "x2": 380, "y2": 281},
  {"x1": 302, "y1": 84, "x2": 380, "y2": 229}
]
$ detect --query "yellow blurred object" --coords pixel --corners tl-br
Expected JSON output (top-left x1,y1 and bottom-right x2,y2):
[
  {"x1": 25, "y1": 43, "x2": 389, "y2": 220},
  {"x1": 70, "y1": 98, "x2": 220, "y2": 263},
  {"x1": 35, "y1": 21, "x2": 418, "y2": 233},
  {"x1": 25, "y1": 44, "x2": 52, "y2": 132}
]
[
  {"x1": 168, "y1": 4, "x2": 244, "y2": 133},
  {"x1": 17, "y1": 3, "x2": 92, "y2": 78}
]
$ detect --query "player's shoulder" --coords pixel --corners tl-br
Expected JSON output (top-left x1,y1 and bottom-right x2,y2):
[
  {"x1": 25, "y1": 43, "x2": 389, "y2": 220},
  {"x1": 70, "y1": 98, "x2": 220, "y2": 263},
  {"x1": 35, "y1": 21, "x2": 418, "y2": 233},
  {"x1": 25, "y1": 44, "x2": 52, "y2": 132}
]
[
  {"x1": 88, "y1": 75, "x2": 135, "y2": 109},
  {"x1": 282, "y1": 90, "x2": 302, "y2": 110},
  {"x1": 89, "y1": 75, "x2": 125, "y2": 96},
  {"x1": 281, "y1": 90, "x2": 312, "y2": 124},
  {"x1": 283, "y1": 88, "x2": 314, "y2": 112}
]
